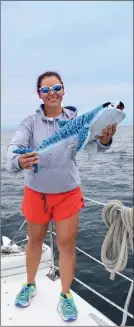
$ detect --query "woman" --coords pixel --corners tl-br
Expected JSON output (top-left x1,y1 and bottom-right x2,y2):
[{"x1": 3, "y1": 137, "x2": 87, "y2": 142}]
[{"x1": 7, "y1": 71, "x2": 116, "y2": 322}]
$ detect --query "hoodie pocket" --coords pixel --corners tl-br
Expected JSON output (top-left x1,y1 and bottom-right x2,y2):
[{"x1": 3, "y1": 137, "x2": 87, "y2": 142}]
[
  {"x1": 38, "y1": 141, "x2": 77, "y2": 168},
  {"x1": 38, "y1": 153, "x2": 54, "y2": 168}
]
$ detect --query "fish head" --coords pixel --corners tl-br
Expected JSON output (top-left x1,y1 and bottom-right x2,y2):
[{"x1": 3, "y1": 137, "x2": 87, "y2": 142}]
[
  {"x1": 103, "y1": 101, "x2": 125, "y2": 111},
  {"x1": 111, "y1": 101, "x2": 124, "y2": 111}
]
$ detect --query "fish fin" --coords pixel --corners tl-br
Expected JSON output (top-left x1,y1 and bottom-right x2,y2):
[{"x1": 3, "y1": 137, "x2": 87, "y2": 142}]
[
  {"x1": 85, "y1": 142, "x2": 98, "y2": 161},
  {"x1": 33, "y1": 163, "x2": 39, "y2": 173},
  {"x1": 12, "y1": 147, "x2": 33, "y2": 154},
  {"x1": 76, "y1": 126, "x2": 90, "y2": 152},
  {"x1": 57, "y1": 120, "x2": 69, "y2": 128}
]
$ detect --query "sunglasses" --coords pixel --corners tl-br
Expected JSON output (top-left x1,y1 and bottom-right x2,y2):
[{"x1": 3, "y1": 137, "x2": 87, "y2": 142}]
[{"x1": 39, "y1": 84, "x2": 63, "y2": 94}]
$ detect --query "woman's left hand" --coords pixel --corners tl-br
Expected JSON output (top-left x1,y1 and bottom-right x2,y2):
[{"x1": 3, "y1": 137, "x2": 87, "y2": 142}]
[{"x1": 96, "y1": 123, "x2": 116, "y2": 145}]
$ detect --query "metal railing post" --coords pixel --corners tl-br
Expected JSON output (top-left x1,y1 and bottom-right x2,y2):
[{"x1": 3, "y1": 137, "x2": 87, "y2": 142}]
[{"x1": 46, "y1": 220, "x2": 59, "y2": 281}]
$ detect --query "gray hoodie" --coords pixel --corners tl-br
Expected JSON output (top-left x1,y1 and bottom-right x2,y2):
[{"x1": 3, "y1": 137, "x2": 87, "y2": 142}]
[{"x1": 7, "y1": 105, "x2": 112, "y2": 193}]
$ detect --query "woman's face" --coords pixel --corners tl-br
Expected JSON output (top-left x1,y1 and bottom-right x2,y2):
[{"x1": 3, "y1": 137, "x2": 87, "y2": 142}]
[{"x1": 38, "y1": 76, "x2": 65, "y2": 108}]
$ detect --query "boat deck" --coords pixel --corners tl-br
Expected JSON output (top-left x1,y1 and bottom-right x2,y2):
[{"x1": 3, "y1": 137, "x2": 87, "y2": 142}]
[{"x1": 1, "y1": 266, "x2": 116, "y2": 326}]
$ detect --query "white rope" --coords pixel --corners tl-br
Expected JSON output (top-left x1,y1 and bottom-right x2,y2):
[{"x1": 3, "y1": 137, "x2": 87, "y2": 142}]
[
  {"x1": 75, "y1": 246, "x2": 132, "y2": 282},
  {"x1": 84, "y1": 196, "x2": 121, "y2": 211},
  {"x1": 84, "y1": 196, "x2": 107, "y2": 206},
  {"x1": 11, "y1": 220, "x2": 26, "y2": 242},
  {"x1": 100, "y1": 200, "x2": 133, "y2": 280},
  {"x1": 73, "y1": 277, "x2": 134, "y2": 320},
  {"x1": 50, "y1": 230, "x2": 132, "y2": 282},
  {"x1": 91, "y1": 198, "x2": 134, "y2": 325},
  {"x1": 121, "y1": 280, "x2": 134, "y2": 326}
]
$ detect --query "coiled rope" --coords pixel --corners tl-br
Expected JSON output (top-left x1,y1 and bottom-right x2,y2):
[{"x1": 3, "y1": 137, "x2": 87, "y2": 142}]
[
  {"x1": 101, "y1": 199, "x2": 133, "y2": 280},
  {"x1": 100, "y1": 199, "x2": 134, "y2": 325}
]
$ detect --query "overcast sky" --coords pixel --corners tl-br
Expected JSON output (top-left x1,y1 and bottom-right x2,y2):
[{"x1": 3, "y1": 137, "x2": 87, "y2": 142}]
[{"x1": 1, "y1": 1, "x2": 133, "y2": 129}]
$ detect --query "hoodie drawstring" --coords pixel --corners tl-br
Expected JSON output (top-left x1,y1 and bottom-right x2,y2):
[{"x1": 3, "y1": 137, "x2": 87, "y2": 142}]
[
  {"x1": 54, "y1": 119, "x2": 57, "y2": 132},
  {"x1": 47, "y1": 120, "x2": 50, "y2": 137},
  {"x1": 41, "y1": 119, "x2": 56, "y2": 214},
  {"x1": 46, "y1": 118, "x2": 57, "y2": 137},
  {"x1": 42, "y1": 194, "x2": 47, "y2": 213}
]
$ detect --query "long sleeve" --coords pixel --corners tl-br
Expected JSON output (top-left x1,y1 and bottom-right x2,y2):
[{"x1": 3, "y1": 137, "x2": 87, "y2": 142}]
[
  {"x1": 6, "y1": 116, "x2": 33, "y2": 174},
  {"x1": 85, "y1": 138, "x2": 112, "y2": 160},
  {"x1": 97, "y1": 138, "x2": 112, "y2": 151}
]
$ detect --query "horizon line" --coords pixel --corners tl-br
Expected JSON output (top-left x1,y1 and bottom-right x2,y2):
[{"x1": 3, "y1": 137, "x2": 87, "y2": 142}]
[{"x1": 1, "y1": 124, "x2": 133, "y2": 132}]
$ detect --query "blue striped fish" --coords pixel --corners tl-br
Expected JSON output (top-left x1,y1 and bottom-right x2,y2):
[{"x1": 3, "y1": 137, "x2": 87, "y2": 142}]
[{"x1": 13, "y1": 101, "x2": 125, "y2": 172}]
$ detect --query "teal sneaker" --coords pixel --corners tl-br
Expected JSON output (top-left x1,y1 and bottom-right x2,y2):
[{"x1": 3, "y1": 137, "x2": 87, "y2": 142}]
[
  {"x1": 57, "y1": 292, "x2": 78, "y2": 322},
  {"x1": 15, "y1": 282, "x2": 37, "y2": 307}
]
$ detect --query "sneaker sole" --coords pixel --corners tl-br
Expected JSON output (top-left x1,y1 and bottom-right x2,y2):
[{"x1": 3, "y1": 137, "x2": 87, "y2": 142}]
[
  {"x1": 64, "y1": 317, "x2": 78, "y2": 322},
  {"x1": 60, "y1": 314, "x2": 78, "y2": 322},
  {"x1": 57, "y1": 307, "x2": 78, "y2": 322}
]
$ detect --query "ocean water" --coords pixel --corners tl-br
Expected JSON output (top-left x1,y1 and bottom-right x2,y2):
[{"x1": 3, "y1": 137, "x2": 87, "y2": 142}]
[{"x1": 1, "y1": 126, "x2": 133, "y2": 325}]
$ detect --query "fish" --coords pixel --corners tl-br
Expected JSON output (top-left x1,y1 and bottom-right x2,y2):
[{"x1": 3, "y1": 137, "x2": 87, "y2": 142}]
[{"x1": 13, "y1": 101, "x2": 126, "y2": 173}]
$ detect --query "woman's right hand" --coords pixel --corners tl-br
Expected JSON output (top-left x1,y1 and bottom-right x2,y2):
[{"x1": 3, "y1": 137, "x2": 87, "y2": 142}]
[{"x1": 18, "y1": 152, "x2": 39, "y2": 170}]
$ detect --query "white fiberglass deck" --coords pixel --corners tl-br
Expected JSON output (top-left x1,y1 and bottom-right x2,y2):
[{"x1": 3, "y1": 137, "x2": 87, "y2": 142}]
[
  {"x1": 1, "y1": 266, "x2": 116, "y2": 327},
  {"x1": 1, "y1": 241, "x2": 116, "y2": 327}
]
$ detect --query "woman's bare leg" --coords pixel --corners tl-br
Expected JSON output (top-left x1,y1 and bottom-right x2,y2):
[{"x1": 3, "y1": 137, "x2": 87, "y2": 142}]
[
  {"x1": 26, "y1": 221, "x2": 49, "y2": 283},
  {"x1": 55, "y1": 212, "x2": 79, "y2": 293}
]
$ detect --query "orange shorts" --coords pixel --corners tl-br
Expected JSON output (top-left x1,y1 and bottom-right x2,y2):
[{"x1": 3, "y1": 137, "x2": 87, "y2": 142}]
[{"x1": 22, "y1": 186, "x2": 84, "y2": 224}]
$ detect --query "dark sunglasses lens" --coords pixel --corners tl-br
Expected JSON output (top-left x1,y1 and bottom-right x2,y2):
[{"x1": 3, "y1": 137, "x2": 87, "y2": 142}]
[
  {"x1": 53, "y1": 85, "x2": 62, "y2": 92},
  {"x1": 41, "y1": 87, "x2": 50, "y2": 93}
]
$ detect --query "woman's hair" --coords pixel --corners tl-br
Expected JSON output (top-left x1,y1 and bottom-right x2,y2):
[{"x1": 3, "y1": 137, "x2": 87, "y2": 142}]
[{"x1": 37, "y1": 71, "x2": 64, "y2": 91}]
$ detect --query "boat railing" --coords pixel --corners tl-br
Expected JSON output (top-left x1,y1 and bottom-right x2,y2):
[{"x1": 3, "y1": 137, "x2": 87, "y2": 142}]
[{"x1": 47, "y1": 196, "x2": 133, "y2": 325}]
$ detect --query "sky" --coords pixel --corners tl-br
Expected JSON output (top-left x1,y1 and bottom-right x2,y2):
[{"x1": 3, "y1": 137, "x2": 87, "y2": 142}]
[{"x1": 1, "y1": 1, "x2": 133, "y2": 130}]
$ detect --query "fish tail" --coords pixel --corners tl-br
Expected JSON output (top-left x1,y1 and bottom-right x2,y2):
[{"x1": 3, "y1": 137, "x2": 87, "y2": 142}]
[{"x1": 12, "y1": 147, "x2": 39, "y2": 173}]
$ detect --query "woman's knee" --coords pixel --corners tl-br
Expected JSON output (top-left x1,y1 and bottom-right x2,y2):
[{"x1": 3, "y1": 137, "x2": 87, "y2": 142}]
[
  {"x1": 56, "y1": 235, "x2": 76, "y2": 253},
  {"x1": 28, "y1": 234, "x2": 45, "y2": 245},
  {"x1": 27, "y1": 221, "x2": 48, "y2": 245},
  {"x1": 56, "y1": 212, "x2": 79, "y2": 250}
]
